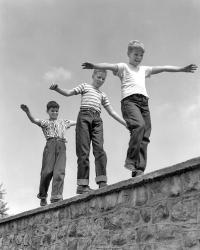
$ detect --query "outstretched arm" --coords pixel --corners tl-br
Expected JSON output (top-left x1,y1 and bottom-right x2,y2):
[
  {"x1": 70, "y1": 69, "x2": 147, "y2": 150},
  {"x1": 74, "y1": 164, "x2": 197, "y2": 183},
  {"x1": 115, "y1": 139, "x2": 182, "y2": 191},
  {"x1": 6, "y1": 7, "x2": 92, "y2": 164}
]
[
  {"x1": 151, "y1": 64, "x2": 198, "y2": 75},
  {"x1": 20, "y1": 104, "x2": 41, "y2": 126},
  {"x1": 82, "y1": 62, "x2": 118, "y2": 73},
  {"x1": 105, "y1": 105, "x2": 127, "y2": 127},
  {"x1": 50, "y1": 84, "x2": 76, "y2": 97}
]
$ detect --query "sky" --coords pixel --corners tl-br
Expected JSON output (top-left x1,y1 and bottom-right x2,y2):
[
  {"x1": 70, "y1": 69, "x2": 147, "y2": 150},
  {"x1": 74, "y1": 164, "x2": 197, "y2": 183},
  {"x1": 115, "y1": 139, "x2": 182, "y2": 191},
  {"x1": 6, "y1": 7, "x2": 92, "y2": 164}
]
[{"x1": 0, "y1": 0, "x2": 200, "y2": 215}]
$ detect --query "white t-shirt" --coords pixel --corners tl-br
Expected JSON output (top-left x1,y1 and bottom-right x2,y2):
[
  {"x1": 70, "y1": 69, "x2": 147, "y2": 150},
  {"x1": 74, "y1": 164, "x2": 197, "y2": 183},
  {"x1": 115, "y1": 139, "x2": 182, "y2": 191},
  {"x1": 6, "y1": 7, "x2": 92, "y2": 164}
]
[{"x1": 115, "y1": 63, "x2": 152, "y2": 99}]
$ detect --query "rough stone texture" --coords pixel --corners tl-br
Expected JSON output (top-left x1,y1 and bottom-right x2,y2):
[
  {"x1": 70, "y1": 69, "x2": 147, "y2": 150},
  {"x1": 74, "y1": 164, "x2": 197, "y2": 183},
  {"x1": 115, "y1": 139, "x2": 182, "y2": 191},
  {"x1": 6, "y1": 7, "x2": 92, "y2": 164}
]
[{"x1": 0, "y1": 157, "x2": 200, "y2": 250}]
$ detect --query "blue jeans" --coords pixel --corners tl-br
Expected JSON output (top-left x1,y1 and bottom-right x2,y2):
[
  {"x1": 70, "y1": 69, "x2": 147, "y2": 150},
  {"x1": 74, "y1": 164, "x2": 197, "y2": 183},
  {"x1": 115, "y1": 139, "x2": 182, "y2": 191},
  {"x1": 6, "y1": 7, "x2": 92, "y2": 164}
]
[
  {"x1": 121, "y1": 94, "x2": 151, "y2": 171},
  {"x1": 76, "y1": 108, "x2": 107, "y2": 186}
]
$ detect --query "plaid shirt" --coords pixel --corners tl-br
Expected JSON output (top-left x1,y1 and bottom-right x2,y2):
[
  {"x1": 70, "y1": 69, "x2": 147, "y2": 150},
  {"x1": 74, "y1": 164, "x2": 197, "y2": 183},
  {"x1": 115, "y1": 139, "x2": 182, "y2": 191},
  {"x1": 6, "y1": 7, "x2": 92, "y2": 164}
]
[{"x1": 39, "y1": 119, "x2": 72, "y2": 141}]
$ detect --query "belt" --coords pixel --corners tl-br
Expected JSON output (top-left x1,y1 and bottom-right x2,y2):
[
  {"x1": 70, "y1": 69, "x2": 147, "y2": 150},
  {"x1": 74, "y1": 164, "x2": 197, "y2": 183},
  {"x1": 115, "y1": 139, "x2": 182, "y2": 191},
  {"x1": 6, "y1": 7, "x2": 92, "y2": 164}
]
[
  {"x1": 122, "y1": 94, "x2": 148, "y2": 102},
  {"x1": 47, "y1": 137, "x2": 66, "y2": 143},
  {"x1": 80, "y1": 107, "x2": 100, "y2": 114}
]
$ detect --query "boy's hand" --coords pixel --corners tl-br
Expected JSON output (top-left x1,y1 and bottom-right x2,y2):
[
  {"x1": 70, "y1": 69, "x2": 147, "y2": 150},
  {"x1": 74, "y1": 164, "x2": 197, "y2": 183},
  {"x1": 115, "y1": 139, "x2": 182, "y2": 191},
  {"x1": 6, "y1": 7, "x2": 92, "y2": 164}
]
[
  {"x1": 82, "y1": 62, "x2": 94, "y2": 69},
  {"x1": 49, "y1": 84, "x2": 58, "y2": 90},
  {"x1": 20, "y1": 104, "x2": 29, "y2": 113},
  {"x1": 182, "y1": 64, "x2": 198, "y2": 73}
]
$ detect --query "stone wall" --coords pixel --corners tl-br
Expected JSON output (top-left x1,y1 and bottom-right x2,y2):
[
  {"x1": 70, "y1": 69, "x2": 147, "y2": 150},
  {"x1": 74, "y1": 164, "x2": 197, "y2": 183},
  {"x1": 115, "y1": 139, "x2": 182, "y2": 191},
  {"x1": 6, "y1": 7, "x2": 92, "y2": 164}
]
[{"x1": 1, "y1": 157, "x2": 200, "y2": 250}]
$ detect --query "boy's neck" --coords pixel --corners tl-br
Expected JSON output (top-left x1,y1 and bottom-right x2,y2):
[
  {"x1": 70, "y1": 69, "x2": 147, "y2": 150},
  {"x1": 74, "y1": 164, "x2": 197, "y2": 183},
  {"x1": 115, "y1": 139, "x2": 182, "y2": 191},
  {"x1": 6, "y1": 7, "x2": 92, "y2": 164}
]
[
  {"x1": 49, "y1": 118, "x2": 58, "y2": 121},
  {"x1": 91, "y1": 82, "x2": 100, "y2": 89},
  {"x1": 129, "y1": 62, "x2": 140, "y2": 68}
]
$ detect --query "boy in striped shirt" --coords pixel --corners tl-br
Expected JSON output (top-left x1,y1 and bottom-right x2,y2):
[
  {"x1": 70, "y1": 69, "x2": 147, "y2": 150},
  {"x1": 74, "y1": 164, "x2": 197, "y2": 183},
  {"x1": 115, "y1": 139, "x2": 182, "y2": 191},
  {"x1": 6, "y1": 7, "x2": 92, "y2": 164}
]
[{"x1": 50, "y1": 69, "x2": 126, "y2": 194}]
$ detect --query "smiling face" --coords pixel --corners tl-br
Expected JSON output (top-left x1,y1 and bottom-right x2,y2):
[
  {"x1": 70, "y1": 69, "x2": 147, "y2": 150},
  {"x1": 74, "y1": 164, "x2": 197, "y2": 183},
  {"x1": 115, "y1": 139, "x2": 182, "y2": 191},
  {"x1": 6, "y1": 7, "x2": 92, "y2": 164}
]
[
  {"x1": 128, "y1": 48, "x2": 144, "y2": 67},
  {"x1": 92, "y1": 70, "x2": 107, "y2": 89},
  {"x1": 47, "y1": 107, "x2": 59, "y2": 120}
]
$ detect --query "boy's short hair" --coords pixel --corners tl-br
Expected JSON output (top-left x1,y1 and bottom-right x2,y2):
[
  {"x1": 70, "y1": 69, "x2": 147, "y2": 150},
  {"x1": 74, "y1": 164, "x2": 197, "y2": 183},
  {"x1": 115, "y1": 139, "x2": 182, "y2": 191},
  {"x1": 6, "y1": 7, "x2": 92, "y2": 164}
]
[
  {"x1": 93, "y1": 69, "x2": 107, "y2": 76},
  {"x1": 46, "y1": 101, "x2": 59, "y2": 111},
  {"x1": 127, "y1": 40, "x2": 145, "y2": 54}
]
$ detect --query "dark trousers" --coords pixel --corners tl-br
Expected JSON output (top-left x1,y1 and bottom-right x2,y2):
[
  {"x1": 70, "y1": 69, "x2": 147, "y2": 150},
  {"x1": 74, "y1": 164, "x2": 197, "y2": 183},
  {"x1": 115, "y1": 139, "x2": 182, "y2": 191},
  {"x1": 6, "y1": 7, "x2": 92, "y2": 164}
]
[
  {"x1": 38, "y1": 138, "x2": 66, "y2": 201},
  {"x1": 121, "y1": 94, "x2": 151, "y2": 171},
  {"x1": 76, "y1": 109, "x2": 107, "y2": 186}
]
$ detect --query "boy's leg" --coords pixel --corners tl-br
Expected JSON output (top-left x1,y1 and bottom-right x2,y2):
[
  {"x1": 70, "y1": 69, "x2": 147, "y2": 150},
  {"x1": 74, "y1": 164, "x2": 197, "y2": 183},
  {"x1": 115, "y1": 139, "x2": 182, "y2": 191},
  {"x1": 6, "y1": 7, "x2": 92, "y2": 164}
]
[
  {"x1": 38, "y1": 140, "x2": 55, "y2": 201},
  {"x1": 139, "y1": 103, "x2": 151, "y2": 171},
  {"x1": 50, "y1": 140, "x2": 66, "y2": 202},
  {"x1": 121, "y1": 96, "x2": 145, "y2": 172},
  {"x1": 76, "y1": 111, "x2": 92, "y2": 186},
  {"x1": 91, "y1": 116, "x2": 107, "y2": 186}
]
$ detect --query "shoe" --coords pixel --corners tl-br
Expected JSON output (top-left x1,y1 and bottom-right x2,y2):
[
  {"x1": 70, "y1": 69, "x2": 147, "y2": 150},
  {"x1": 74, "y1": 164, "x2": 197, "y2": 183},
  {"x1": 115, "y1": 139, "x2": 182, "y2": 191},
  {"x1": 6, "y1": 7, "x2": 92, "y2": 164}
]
[
  {"x1": 40, "y1": 198, "x2": 47, "y2": 207},
  {"x1": 76, "y1": 185, "x2": 93, "y2": 194},
  {"x1": 132, "y1": 170, "x2": 144, "y2": 178},
  {"x1": 99, "y1": 182, "x2": 108, "y2": 188},
  {"x1": 50, "y1": 198, "x2": 63, "y2": 204}
]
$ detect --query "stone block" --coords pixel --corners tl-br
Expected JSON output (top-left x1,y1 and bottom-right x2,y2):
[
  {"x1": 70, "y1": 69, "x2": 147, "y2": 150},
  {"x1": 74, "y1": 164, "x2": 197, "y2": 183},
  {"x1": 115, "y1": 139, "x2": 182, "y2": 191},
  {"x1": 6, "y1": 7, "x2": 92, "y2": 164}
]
[
  {"x1": 104, "y1": 193, "x2": 118, "y2": 211},
  {"x1": 126, "y1": 228, "x2": 137, "y2": 244},
  {"x1": 140, "y1": 208, "x2": 151, "y2": 223},
  {"x1": 171, "y1": 199, "x2": 198, "y2": 223},
  {"x1": 152, "y1": 201, "x2": 169, "y2": 224},
  {"x1": 111, "y1": 233, "x2": 127, "y2": 247},
  {"x1": 67, "y1": 222, "x2": 77, "y2": 238},
  {"x1": 104, "y1": 207, "x2": 140, "y2": 230},
  {"x1": 92, "y1": 231, "x2": 111, "y2": 246},
  {"x1": 77, "y1": 238, "x2": 92, "y2": 250},
  {"x1": 76, "y1": 218, "x2": 93, "y2": 237},
  {"x1": 182, "y1": 170, "x2": 200, "y2": 194},
  {"x1": 149, "y1": 176, "x2": 182, "y2": 205},
  {"x1": 117, "y1": 189, "x2": 133, "y2": 205},
  {"x1": 67, "y1": 238, "x2": 78, "y2": 250},
  {"x1": 155, "y1": 224, "x2": 181, "y2": 241},
  {"x1": 132, "y1": 186, "x2": 148, "y2": 207},
  {"x1": 154, "y1": 241, "x2": 183, "y2": 250},
  {"x1": 182, "y1": 230, "x2": 200, "y2": 248},
  {"x1": 103, "y1": 216, "x2": 122, "y2": 231},
  {"x1": 70, "y1": 201, "x2": 88, "y2": 219},
  {"x1": 136, "y1": 226, "x2": 155, "y2": 243}
]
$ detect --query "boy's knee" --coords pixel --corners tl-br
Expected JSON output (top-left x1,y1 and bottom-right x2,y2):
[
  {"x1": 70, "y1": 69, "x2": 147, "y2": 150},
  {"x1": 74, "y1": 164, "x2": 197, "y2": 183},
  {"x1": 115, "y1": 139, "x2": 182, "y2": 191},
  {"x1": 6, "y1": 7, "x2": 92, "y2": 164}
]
[
  {"x1": 128, "y1": 120, "x2": 145, "y2": 131},
  {"x1": 93, "y1": 147, "x2": 106, "y2": 157},
  {"x1": 41, "y1": 170, "x2": 53, "y2": 179}
]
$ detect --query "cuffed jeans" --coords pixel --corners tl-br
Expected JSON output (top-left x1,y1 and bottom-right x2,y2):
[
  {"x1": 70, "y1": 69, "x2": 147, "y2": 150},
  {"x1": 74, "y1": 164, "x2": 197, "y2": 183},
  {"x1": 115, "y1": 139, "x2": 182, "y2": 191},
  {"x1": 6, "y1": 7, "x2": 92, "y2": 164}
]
[
  {"x1": 76, "y1": 108, "x2": 107, "y2": 186},
  {"x1": 121, "y1": 94, "x2": 151, "y2": 171},
  {"x1": 37, "y1": 138, "x2": 66, "y2": 201}
]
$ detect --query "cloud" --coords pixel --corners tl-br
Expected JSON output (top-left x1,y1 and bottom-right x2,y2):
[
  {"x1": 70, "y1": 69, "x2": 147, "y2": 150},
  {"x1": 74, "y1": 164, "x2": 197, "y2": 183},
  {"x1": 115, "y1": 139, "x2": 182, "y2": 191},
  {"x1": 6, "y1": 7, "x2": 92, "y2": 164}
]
[{"x1": 43, "y1": 67, "x2": 72, "y2": 83}]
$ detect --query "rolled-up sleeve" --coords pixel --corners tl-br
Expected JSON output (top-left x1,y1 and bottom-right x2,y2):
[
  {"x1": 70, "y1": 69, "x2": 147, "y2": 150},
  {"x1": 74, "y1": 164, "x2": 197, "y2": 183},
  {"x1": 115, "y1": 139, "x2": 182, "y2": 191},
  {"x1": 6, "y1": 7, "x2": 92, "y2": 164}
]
[{"x1": 73, "y1": 83, "x2": 85, "y2": 95}]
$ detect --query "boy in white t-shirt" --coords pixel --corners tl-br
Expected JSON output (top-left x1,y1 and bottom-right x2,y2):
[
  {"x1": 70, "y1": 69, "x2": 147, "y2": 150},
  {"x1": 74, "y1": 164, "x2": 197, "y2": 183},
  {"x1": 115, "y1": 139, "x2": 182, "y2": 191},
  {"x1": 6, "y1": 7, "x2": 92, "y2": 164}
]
[{"x1": 82, "y1": 40, "x2": 197, "y2": 177}]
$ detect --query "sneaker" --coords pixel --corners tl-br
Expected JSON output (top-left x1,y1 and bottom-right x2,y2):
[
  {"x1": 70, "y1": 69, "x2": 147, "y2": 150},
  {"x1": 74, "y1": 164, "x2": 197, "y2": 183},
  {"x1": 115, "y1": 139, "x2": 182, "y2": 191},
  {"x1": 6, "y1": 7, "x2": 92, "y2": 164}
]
[
  {"x1": 132, "y1": 170, "x2": 144, "y2": 178},
  {"x1": 40, "y1": 198, "x2": 47, "y2": 207},
  {"x1": 76, "y1": 185, "x2": 93, "y2": 194},
  {"x1": 99, "y1": 182, "x2": 108, "y2": 188},
  {"x1": 50, "y1": 198, "x2": 63, "y2": 204}
]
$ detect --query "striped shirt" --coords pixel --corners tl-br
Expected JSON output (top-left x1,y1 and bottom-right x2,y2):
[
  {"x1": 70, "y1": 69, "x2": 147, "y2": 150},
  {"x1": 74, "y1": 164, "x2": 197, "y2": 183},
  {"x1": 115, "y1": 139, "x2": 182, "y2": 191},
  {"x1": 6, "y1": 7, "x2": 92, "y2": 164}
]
[
  {"x1": 73, "y1": 83, "x2": 110, "y2": 113},
  {"x1": 39, "y1": 119, "x2": 72, "y2": 141}
]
